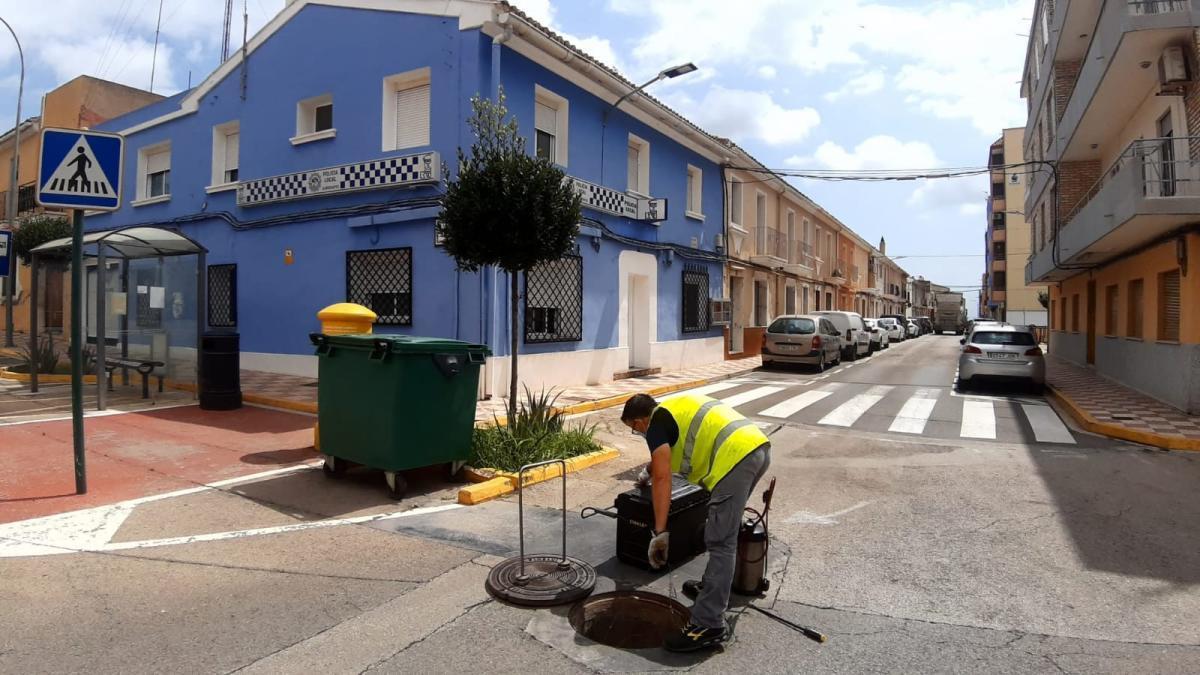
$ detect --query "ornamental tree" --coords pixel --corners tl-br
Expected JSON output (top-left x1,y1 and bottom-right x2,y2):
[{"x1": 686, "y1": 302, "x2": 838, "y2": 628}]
[{"x1": 439, "y1": 89, "x2": 582, "y2": 407}]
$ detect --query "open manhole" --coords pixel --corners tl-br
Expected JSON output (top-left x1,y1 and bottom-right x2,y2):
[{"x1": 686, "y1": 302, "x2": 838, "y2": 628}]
[{"x1": 568, "y1": 591, "x2": 688, "y2": 649}]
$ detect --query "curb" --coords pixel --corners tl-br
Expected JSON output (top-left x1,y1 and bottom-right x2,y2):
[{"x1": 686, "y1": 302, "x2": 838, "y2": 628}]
[
  {"x1": 170, "y1": 380, "x2": 319, "y2": 415},
  {"x1": 0, "y1": 367, "x2": 99, "y2": 385},
  {"x1": 479, "y1": 362, "x2": 762, "y2": 428},
  {"x1": 457, "y1": 446, "x2": 621, "y2": 505},
  {"x1": 1048, "y1": 385, "x2": 1200, "y2": 452}
]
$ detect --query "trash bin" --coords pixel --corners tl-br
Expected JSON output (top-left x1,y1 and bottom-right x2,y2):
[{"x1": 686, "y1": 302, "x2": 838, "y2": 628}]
[
  {"x1": 310, "y1": 333, "x2": 490, "y2": 498},
  {"x1": 199, "y1": 331, "x2": 243, "y2": 411}
]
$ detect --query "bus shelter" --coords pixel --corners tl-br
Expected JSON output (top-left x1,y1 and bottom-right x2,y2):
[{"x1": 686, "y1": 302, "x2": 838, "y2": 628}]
[{"x1": 29, "y1": 226, "x2": 207, "y2": 410}]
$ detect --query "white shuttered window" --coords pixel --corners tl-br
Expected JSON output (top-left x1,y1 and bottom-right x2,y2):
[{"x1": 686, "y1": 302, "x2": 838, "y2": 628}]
[{"x1": 394, "y1": 83, "x2": 430, "y2": 150}]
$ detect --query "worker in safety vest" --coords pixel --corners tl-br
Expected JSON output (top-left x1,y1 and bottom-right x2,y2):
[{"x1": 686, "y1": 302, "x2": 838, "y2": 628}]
[{"x1": 620, "y1": 392, "x2": 771, "y2": 652}]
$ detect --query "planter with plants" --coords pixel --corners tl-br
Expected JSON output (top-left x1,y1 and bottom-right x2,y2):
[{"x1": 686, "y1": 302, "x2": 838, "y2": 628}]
[{"x1": 469, "y1": 388, "x2": 601, "y2": 474}]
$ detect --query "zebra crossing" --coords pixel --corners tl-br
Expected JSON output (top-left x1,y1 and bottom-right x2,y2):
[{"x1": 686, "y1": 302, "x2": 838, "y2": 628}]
[{"x1": 670, "y1": 377, "x2": 1077, "y2": 445}]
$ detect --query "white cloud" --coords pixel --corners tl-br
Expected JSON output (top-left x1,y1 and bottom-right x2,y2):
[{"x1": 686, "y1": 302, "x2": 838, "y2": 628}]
[
  {"x1": 823, "y1": 70, "x2": 885, "y2": 102},
  {"x1": 907, "y1": 175, "x2": 990, "y2": 216},
  {"x1": 515, "y1": 1, "x2": 621, "y2": 70},
  {"x1": 663, "y1": 86, "x2": 820, "y2": 146},
  {"x1": 569, "y1": 34, "x2": 622, "y2": 71},
  {"x1": 610, "y1": 0, "x2": 1033, "y2": 133},
  {"x1": 810, "y1": 136, "x2": 941, "y2": 171},
  {"x1": 757, "y1": 65, "x2": 777, "y2": 80}
]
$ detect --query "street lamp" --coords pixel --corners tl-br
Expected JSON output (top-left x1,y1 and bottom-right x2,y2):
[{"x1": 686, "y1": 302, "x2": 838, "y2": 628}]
[
  {"x1": 1, "y1": 15, "x2": 23, "y2": 348},
  {"x1": 607, "y1": 62, "x2": 698, "y2": 113},
  {"x1": 600, "y1": 62, "x2": 698, "y2": 184}
]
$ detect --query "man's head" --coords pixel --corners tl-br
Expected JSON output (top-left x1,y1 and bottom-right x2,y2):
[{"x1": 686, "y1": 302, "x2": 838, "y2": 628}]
[{"x1": 621, "y1": 393, "x2": 658, "y2": 435}]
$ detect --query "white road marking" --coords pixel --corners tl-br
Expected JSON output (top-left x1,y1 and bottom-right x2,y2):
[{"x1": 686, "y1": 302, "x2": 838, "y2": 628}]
[
  {"x1": 1022, "y1": 404, "x2": 1076, "y2": 444},
  {"x1": 0, "y1": 402, "x2": 198, "y2": 427},
  {"x1": 888, "y1": 388, "x2": 941, "y2": 434},
  {"x1": 786, "y1": 501, "x2": 874, "y2": 525},
  {"x1": 960, "y1": 400, "x2": 997, "y2": 439},
  {"x1": 759, "y1": 385, "x2": 839, "y2": 419},
  {"x1": 719, "y1": 386, "x2": 786, "y2": 409},
  {"x1": 819, "y1": 385, "x2": 893, "y2": 427}
]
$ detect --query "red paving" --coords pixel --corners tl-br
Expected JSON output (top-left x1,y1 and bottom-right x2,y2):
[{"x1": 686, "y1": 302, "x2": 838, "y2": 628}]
[{"x1": 0, "y1": 405, "x2": 317, "y2": 524}]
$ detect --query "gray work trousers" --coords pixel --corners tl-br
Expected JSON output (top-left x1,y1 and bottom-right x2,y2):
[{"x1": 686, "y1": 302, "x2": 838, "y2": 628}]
[{"x1": 689, "y1": 443, "x2": 771, "y2": 629}]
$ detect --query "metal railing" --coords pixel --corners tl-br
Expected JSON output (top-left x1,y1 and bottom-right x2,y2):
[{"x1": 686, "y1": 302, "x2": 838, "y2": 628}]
[
  {"x1": 1064, "y1": 136, "x2": 1200, "y2": 224},
  {"x1": 755, "y1": 227, "x2": 788, "y2": 260},
  {"x1": 850, "y1": 264, "x2": 861, "y2": 284},
  {"x1": 788, "y1": 240, "x2": 815, "y2": 267},
  {"x1": 1128, "y1": 0, "x2": 1188, "y2": 15}
]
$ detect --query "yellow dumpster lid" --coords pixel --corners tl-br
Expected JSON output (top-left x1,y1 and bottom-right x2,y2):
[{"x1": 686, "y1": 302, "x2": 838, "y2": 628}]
[{"x1": 317, "y1": 303, "x2": 378, "y2": 321}]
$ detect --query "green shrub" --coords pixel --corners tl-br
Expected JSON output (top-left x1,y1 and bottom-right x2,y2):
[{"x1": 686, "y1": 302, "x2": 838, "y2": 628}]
[
  {"x1": 18, "y1": 333, "x2": 60, "y2": 374},
  {"x1": 470, "y1": 387, "x2": 601, "y2": 473}
]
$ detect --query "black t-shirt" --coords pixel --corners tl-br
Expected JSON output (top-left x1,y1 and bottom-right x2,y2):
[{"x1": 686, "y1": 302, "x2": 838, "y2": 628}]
[{"x1": 644, "y1": 407, "x2": 679, "y2": 455}]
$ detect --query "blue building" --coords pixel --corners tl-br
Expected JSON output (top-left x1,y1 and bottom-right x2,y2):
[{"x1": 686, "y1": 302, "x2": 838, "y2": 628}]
[{"x1": 88, "y1": 0, "x2": 731, "y2": 396}]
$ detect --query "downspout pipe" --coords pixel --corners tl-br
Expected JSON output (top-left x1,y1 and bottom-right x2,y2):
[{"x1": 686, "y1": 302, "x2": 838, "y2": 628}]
[{"x1": 483, "y1": 18, "x2": 512, "y2": 398}]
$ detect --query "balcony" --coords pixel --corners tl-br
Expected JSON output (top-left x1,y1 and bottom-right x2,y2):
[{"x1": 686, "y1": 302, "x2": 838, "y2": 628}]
[
  {"x1": 784, "y1": 240, "x2": 816, "y2": 274},
  {"x1": 0, "y1": 182, "x2": 40, "y2": 223},
  {"x1": 751, "y1": 227, "x2": 788, "y2": 266},
  {"x1": 1028, "y1": 136, "x2": 1200, "y2": 282},
  {"x1": 1055, "y1": 0, "x2": 1199, "y2": 163}
]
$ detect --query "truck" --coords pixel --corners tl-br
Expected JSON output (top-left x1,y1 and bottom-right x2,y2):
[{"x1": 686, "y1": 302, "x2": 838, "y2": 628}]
[{"x1": 933, "y1": 292, "x2": 968, "y2": 335}]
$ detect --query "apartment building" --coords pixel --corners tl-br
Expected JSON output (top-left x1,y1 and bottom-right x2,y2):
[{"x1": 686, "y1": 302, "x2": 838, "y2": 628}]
[
  {"x1": 0, "y1": 76, "x2": 162, "y2": 335},
  {"x1": 1022, "y1": 0, "x2": 1200, "y2": 412},
  {"x1": 982, "y1": 128, "x2": 1047, "y2": 326}
]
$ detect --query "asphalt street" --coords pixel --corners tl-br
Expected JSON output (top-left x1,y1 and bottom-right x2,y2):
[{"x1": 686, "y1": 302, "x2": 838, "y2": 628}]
[{"x1": 2, "y1": 336, "x2": 1198, "y2": 673}]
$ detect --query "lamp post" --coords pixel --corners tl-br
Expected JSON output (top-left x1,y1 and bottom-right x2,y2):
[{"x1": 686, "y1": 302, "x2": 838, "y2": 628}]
[
  {"x1": 1, "y1": 15, "x2": 24, "y2": 348},
  {"x1": 599, "y1": 62, "x2": 698, "y2": 184}
]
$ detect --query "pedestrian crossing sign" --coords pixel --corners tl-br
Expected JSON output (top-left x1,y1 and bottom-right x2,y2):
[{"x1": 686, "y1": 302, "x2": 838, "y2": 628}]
[{"x1": 37, "y1": 128, "x2": 124, "y2": 211}]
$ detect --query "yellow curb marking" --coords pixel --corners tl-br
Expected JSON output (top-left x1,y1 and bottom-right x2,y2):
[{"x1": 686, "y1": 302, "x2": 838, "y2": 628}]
[
  {"x1": 457, "y1": 447, "x2": 620, "y2": 505},
  {"x1": 1048, "y1": 386, "x2": 1200, "y2": 453}
]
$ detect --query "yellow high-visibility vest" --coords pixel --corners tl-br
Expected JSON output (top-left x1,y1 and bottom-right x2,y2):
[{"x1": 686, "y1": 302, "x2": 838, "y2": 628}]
[{"x1": 656, "y1": 394, "x2": 768, "y2": 491}]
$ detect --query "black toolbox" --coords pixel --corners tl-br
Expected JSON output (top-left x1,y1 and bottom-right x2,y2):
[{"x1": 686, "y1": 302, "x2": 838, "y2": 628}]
[{"x1": 582, "y1": 475, "x2": 710, "y2": 569}]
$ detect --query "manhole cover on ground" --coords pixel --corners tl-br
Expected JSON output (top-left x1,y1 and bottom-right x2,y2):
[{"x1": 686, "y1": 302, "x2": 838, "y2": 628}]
[
  {"x1": 485, "y1": 554, "x2": 596, "y2": 607},
  {"x1": 569, "y1": 591, "x2": 689, "y2": 649}
]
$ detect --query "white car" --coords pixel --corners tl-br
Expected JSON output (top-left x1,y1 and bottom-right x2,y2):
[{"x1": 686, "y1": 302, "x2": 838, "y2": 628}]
[
  {"x1": 877, "y1": 317, "x2": 905, "y2": 342},
  {"x1": 814, "y1": 311, "x2": 872, "y2": 361},
  {"x1": 864, "y1": 319, "x2": 890, "y2": 352},
  {"x1": 906, "y1": 321, "x2": 920, "y2": 338}
]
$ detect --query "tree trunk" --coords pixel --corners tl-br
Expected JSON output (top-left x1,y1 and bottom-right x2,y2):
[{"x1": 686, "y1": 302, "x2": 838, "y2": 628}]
[{"x1": 509, "y1": 270, "x2": 519, "y2": 413}]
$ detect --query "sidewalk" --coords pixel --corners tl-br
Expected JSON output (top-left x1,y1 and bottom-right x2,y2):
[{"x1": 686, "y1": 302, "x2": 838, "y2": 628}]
[
  {"x1": 239, "y1": 357, "x2": 764, "y2": 422},
  {"x1": 1046, "y1": 356, "x2": 1200, "y2": 451}
]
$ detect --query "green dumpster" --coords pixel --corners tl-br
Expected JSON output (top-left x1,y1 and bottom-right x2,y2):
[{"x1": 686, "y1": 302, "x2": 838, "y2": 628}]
[{"x1": 310, "y1": 333, "x2": 490, "y2": 498}]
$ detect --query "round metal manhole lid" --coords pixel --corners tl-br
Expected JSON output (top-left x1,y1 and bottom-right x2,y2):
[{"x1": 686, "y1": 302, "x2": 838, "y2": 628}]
[
  {"x1": 485, "y1": 554, "x2": 596, "y2": 607},
  {"x1": 568, "y1": 590, "x2": 689, "y2": 649}
]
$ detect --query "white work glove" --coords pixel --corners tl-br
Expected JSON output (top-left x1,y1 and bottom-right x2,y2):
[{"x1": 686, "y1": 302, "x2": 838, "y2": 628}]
[
  {"x1": 635, "y1": 466, "x2": 651, "y2": 487},
  {"x1": 647, "y1": 530, "x2": 670, "y2": 569}
]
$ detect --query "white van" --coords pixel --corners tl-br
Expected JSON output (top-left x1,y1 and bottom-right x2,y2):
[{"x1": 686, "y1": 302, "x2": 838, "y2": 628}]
[{"x1": 814, "y1": 311, "x2": 871, "y2": 361}]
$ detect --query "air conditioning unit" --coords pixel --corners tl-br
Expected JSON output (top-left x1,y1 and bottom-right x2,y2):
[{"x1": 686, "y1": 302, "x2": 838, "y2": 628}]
[
  {"x1": 710, "y1": 299, "x2": 732, "y2": 326},
  {"x1": 1159, "y1": 45, "x2": 1189, "y2": 85},
  {"x1": 714, "y1": 233, "x2": 725, "y2": 251}
]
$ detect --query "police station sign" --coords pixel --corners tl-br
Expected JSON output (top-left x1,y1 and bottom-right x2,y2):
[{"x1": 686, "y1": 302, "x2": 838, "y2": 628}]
[{"x1": 565, "y1": 176, "x2": 668, "y2": 223}]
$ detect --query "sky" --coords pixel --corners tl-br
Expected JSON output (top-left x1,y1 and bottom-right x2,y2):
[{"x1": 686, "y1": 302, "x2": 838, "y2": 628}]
[{"x1": 0, "y1": 0, "x2": 1035, "y2": 314}]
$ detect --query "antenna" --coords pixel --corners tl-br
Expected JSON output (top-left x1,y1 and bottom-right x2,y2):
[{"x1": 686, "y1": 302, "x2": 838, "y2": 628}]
[
  {"x1": 221, "y1": 0, "x2": 234, "y2": 62},
  {"x1": 149, "y1": 0, "x2": 165, "y2": 92}
]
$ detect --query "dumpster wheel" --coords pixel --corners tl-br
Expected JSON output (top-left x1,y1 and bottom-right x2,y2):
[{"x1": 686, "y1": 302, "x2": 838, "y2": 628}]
[
  {"x1": 322, "y1": 455, "x2": 348, "y2": 478},
  {"x1": 384, "y1": 471, "x2": 407, "y2": 500}
]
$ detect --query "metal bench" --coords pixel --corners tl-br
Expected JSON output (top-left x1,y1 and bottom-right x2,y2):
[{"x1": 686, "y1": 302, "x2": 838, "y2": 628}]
[{"x1": 83, "y1": 346, "x2": 165, "y2": 399}]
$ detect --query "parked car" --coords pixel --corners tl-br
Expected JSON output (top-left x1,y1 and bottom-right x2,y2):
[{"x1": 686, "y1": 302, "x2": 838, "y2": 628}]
[
  {"x1": 814, "y1": 311, "x2": 871, "y2": 361},
  {"x1": 762, "y1": 315, "x2": 843, "y2": 371},
  {"x1": 916, "y1": 317, "x2": 934, "y2": 335},
  {"x1": 957, "y1": 324, "x2": 1045, "y2": 392},
  {"x1": 880, "y1": 314, "x2": 908, "y2": 337},
  {"x1": 906, "y1": 321, "x2": 920, "y2": 338},
  {"x1": 965, "y1": 320, "x2": 1005, "y2": 342},
  {"x1": 878, "y1": 317, "x2": 906, "y2": 342},
  {"x1": 864, "y1": 318, "x2": 890, "y2": 352}
]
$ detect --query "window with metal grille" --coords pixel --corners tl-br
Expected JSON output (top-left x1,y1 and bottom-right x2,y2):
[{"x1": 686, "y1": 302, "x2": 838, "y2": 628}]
[
  {"x1": 1071, "y1": 294, "x2": 1079, "y2": 332},
  {"x1": 1158, "y1": 269, "x2": 1181, "y2": 341},
  {"x1": 207, "y1": 264, "x2": 237, "y2": 328},
  {"x1": 524, "y1": 256, "x2": 582, "y2": 343},
  {"x1": 682, "y1": 265, "x2": 711, "y2": 333},
  {"x1": 346, "y1": 247, "x2": 413, "y2": 326},
  {"x1": 135, "y1": 270, "x2": 162, "y2": 329},
  {"x1": 1105, "y1": 285, "x2": 1118, "y2": 336},
  {"x1": 1128, "y1": 279, "x2": 1144, "y2": 338}
]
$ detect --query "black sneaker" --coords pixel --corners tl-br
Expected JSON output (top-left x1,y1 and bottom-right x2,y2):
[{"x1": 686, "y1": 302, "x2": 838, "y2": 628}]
[
  {"x1": 664, "y1": 622, "x2": 727, "y2": 652},
  {"x1": 681, "y1": 580, "x2": 703, "y2": 600}
]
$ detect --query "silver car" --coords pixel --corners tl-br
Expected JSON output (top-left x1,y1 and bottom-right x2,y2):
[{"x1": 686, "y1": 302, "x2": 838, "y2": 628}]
[
  {"x1": 864, "y1": 319, "x2": 889, "y2": 352},
  {"x1": 957, "y1": 325, "x2": 1045, "y2": 392},
  {"x1": 762, "y1": 315, "x2": 843, "y2": 371}
]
